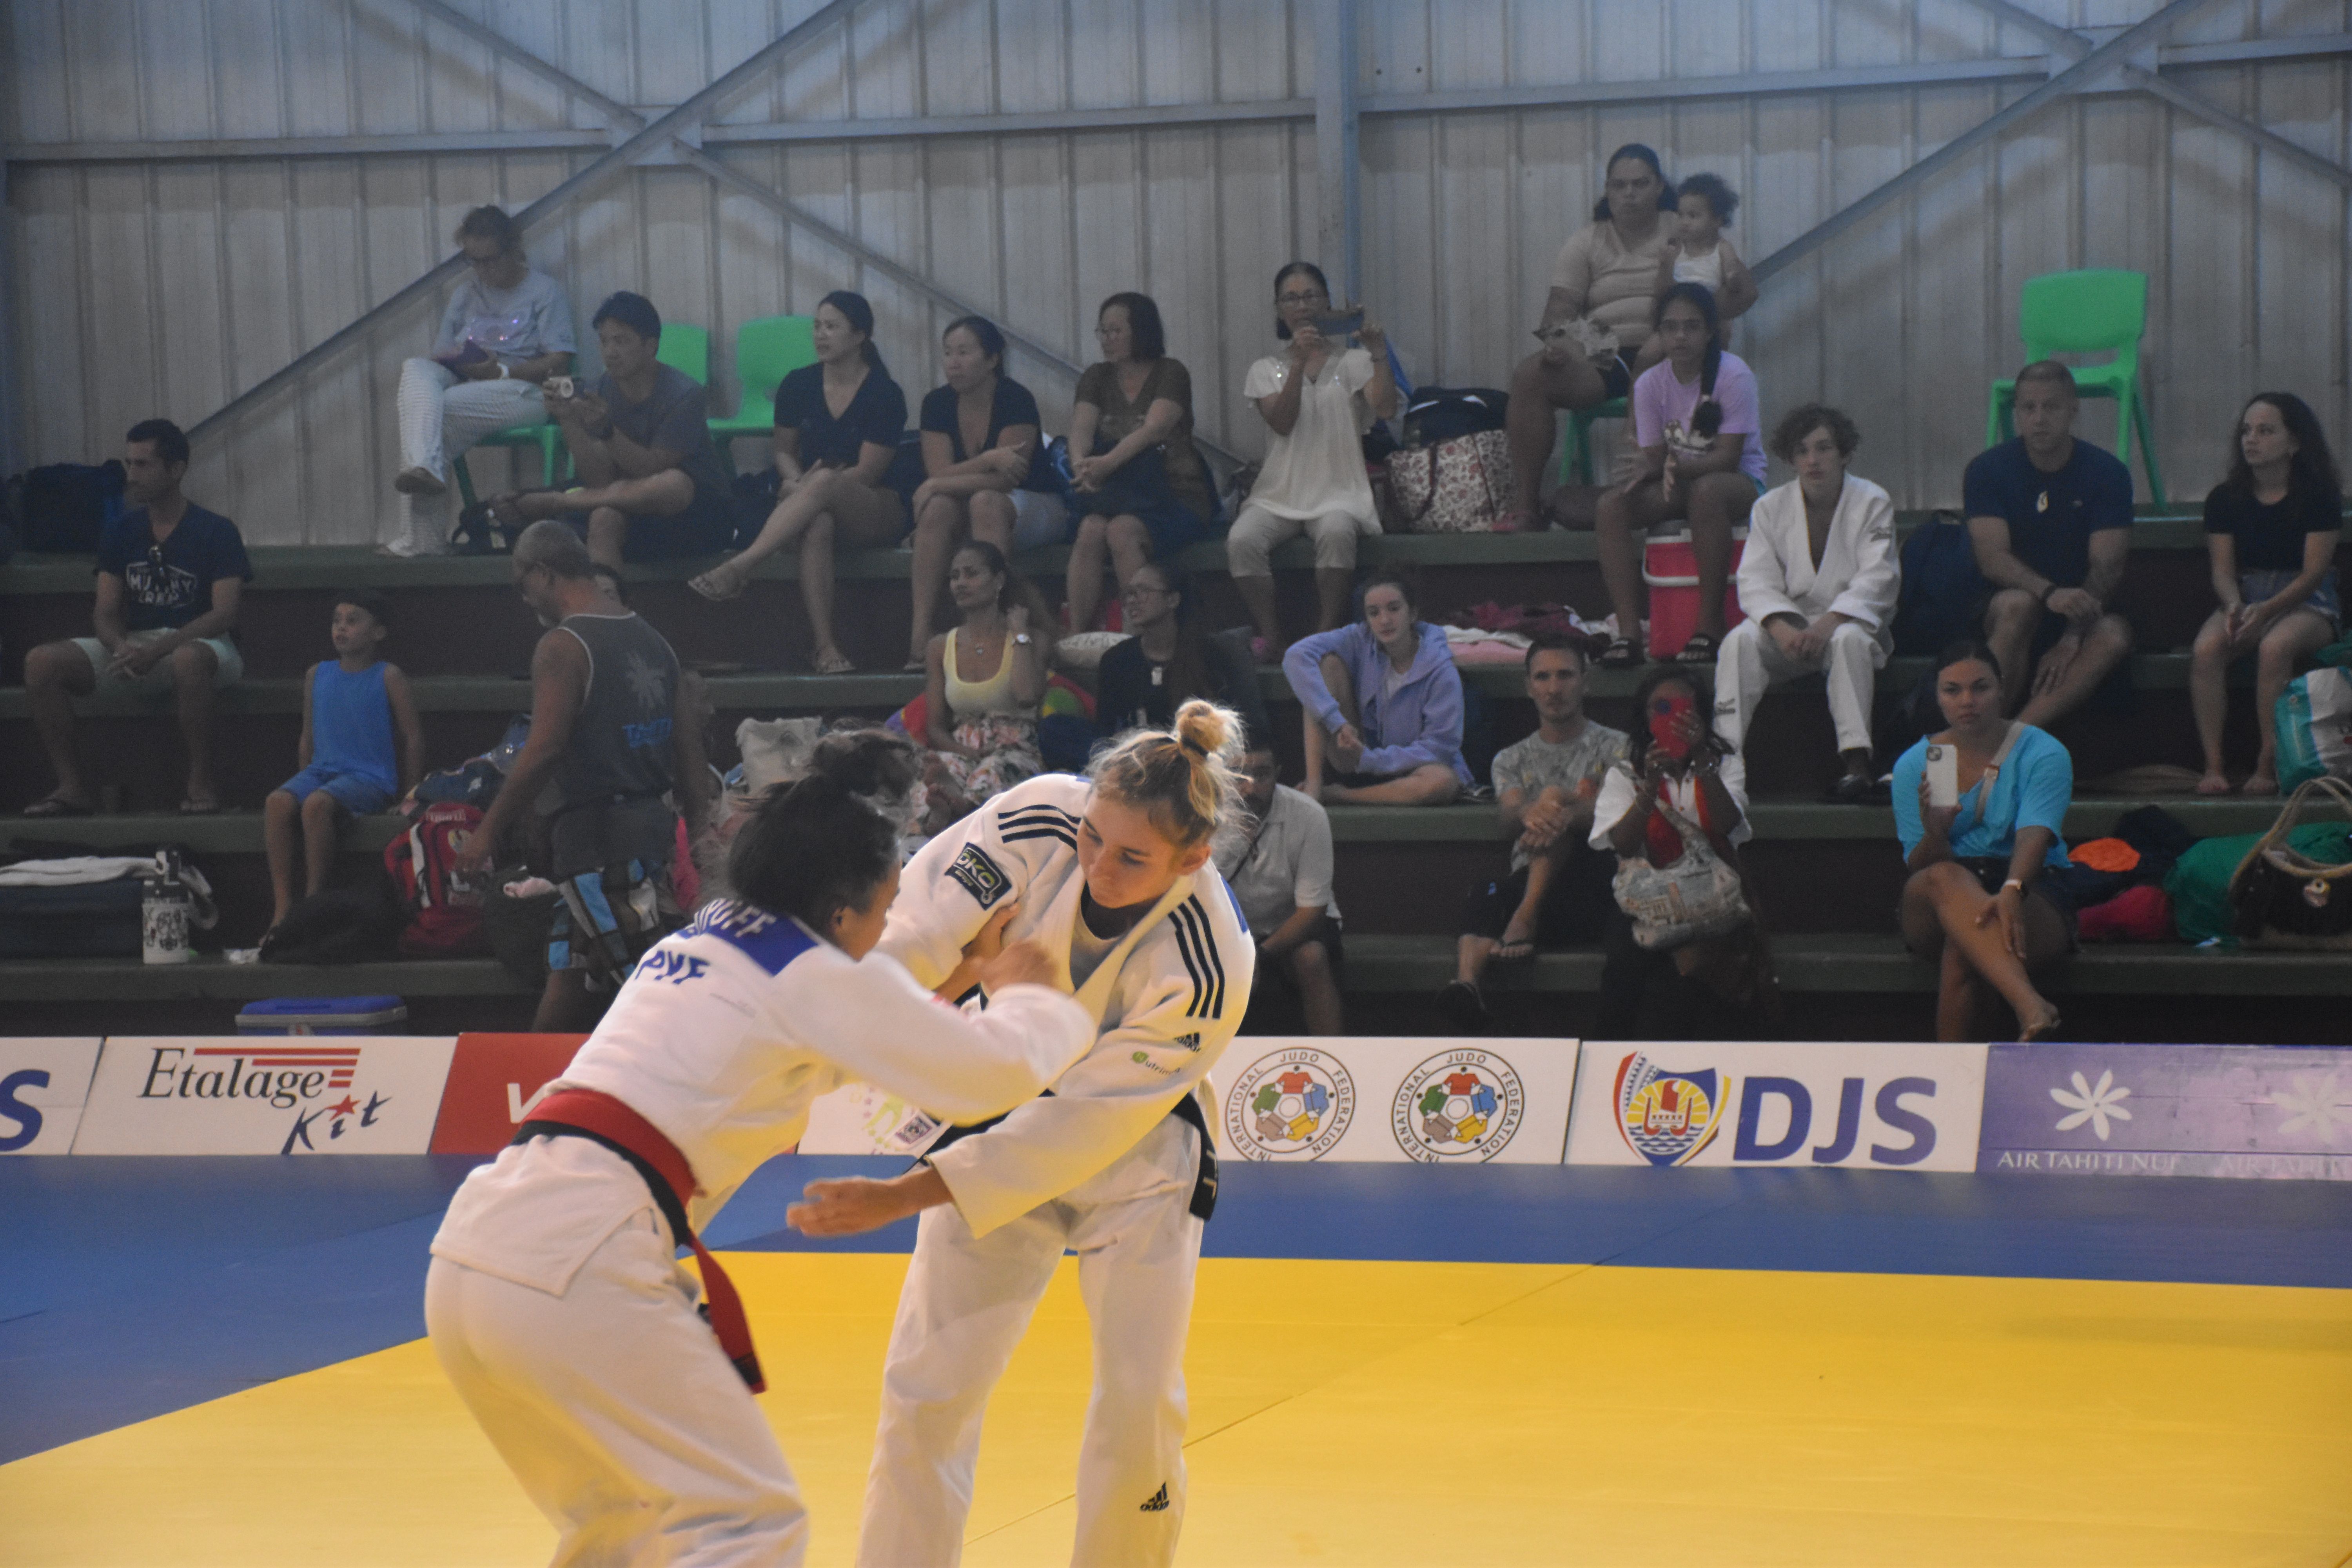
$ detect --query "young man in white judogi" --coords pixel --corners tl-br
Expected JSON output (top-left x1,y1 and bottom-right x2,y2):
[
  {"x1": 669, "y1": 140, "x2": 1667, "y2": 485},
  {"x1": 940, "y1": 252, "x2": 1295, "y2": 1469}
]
[
  {"x1": 426, "y1": 736, "x2": 1093, "y2": 1567},
  {"x1": 789, "y1": 701, "x2": 1256, "y2": 1568},
  {"x1": 1713, "y1": 402, "x2": 1900, "y2": 803}
]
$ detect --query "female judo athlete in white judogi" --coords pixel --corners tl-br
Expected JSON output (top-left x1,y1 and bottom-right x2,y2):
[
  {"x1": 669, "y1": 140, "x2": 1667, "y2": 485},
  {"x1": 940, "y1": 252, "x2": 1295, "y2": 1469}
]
[
  {"x1": 424, "y1": 733, "x2": 1094, "y2": 1567},
  {"x1": 786, "y1": 699, "x2": 1257, "y2": 1568}
]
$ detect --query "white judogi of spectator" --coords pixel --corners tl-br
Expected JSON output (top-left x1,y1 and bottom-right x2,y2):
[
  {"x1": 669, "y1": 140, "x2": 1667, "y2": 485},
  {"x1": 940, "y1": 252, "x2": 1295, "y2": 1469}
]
[
  {"x1": 1714, "y1": 472, "x2": 1900, "y2": 755},
  {"x1": 425, "y1": 901, "x2": 1091, "y2": 1567},
  {"x1": 856, "y1": 774, "x2": 1255, "y2": 1568}
]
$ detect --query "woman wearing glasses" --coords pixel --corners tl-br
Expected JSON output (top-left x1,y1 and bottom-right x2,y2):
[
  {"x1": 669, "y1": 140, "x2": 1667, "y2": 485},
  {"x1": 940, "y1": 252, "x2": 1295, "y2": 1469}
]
[
  {"x1": 1095, "y1": 561, "x2": 1271, "y2": 746},
  {"x1": 1063, "y1": 293, "x2": 1217, "y2": 635},
  {"x1": 1227, "y1": 262, "x2": 1400, "y2": 660},
  {"x1": 387, "y1": 206, "x2": 577, "y2": 556}
]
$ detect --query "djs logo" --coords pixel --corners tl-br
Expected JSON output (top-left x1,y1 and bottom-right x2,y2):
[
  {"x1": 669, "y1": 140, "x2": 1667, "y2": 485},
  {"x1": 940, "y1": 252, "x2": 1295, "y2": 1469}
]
[
  {"x1": 1392, "y1": 1049, "x2": 1525, "y2": 1162},
  {"x1": 1613, "y1": 1051, "x2": 1725, "y2": 1167},
  {"x1": 1224, "y1": 1048, "x2": 1355, "y2": 1161}
]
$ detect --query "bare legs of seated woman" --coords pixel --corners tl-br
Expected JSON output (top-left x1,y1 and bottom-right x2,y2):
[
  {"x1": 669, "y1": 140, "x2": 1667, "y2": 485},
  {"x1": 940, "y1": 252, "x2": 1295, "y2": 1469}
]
[
  {"x1": 1594, "y1": 470, "x2": 1753, "y2": 662},
  {"x1": 2190, "y1": 602, "x2": 2334, "y2": 796},
  {"x1": 1299, "y1": 653, "x2": 1460, "y2": 806},
  {"x1": 1063, "y1": 510, "x2": 1151, "y2": 635},
  {"x1": 684, "y1": 470, "x2": 903, "y2": 674},
  {"x1": 1898, "y1": 862, "x2": 2067, "y2": 1042}
]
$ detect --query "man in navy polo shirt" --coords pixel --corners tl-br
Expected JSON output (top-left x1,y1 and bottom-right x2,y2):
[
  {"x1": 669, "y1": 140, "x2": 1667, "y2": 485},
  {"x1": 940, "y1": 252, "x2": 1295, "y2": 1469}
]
[
  {"x1": 22, "y1": 419, "x2": 254, "y2": 816},
  {"x1": 1964, "y1": 361, "x2": 2137, "y2": 728}
]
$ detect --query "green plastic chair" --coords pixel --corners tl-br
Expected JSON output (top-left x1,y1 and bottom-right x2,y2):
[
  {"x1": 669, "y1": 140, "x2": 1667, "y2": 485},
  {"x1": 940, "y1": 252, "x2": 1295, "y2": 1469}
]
[
  {"x1": 708, "y1": 315, "x2": 818, "y2": 470},
  {"x1": 1557, "y1": 396, "x2": 1630, "y2": 486},
  {"x1": 455, "y1": 323, "x2": 712, "y2": 505},
  {"x1": 1985, "y1": 269, "x2": 2165, "y2": 505}
]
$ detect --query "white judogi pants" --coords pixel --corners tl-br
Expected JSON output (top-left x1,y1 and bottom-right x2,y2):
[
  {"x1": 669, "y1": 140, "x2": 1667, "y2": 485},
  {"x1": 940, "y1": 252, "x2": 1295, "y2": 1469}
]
[
  {"x1": 857, "y1": 1118, "x2": 1203, "y2": 1568},
  {"x1": 1713, "y1": 616, "x2": 1885, "y2": 754},
  {"x1": 391, "y1": 357, "x2": 549, "y2": 554},
  {"x1": 425, "y1": 1212, "x2": 808, "y2": 1567}
]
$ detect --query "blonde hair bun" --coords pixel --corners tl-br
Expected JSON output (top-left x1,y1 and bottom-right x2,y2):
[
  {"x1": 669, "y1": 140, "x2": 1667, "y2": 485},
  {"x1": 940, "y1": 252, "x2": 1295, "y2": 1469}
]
[
  {"x1": 1091, "y1": 699, "x2": 1245, "y2": 851},
  {"x1": 1172, "y1": 698, "x2": 1243, "y2": 766}
]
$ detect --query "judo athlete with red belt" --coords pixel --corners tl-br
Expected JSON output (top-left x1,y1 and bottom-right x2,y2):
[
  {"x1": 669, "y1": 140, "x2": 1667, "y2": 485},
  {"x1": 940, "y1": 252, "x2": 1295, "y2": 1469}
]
[
  {"x1": 788, "y1": 701, "x2": 1257, "y2": 1567},
  {"x1": 425, "y1": 735, "x2": 1093, "y2": 1566}
]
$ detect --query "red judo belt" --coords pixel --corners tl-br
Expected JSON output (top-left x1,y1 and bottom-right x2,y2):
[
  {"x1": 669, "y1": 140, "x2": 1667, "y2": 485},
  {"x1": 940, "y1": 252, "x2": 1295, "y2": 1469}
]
[{"x1": 519, "y1": 1088, "x2": 766, "y2": 1394}]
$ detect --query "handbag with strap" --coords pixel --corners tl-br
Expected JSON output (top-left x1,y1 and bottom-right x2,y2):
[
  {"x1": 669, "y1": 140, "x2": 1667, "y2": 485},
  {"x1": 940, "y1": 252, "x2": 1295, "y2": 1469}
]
[
  {"x1": 1385, "y1": 428, "x2": 1512, "y2": 533},
  {"x1": 1608, "y1": 767, "x2": 1752, "y2": 950},
  {"x1": 2227, "y1": 774, "x2": 2352, "y2": 949}
]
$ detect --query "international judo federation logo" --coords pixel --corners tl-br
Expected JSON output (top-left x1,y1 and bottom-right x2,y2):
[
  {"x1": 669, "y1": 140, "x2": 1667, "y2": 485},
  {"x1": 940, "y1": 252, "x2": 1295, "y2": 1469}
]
[
  {"x1": 1613, "y1": 1051, "x2": 1724, "y2": 1167},
  {"x1": 1392, "y1": 1050, "x2": 1525, "y2": 1162},
  {"x1": 1223, "y1": 1048, "x2": 1355, "y2": 1160}
]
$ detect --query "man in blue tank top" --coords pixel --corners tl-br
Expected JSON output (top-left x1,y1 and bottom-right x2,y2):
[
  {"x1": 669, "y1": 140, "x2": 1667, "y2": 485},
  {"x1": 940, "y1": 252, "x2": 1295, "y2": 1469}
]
[
  {"x1": 457, "y1": 522, "x2": 712, "y2": 1030},
  {"x1": 263, "y1": 590, "x2": 426, "y2": 933}
]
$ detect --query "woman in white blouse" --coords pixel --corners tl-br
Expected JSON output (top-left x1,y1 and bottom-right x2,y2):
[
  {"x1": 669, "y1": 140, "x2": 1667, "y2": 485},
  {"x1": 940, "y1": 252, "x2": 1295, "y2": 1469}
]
[
  {"x1": 1713, "y1": 404, "x2": 1900, "y2": 803},
  {"x1": 1226, "y1": 262, "x2": 1400, "y2": 659}
]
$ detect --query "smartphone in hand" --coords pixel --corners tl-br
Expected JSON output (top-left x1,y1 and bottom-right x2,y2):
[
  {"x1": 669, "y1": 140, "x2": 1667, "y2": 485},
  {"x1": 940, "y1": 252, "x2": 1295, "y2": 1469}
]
[
  {"x1": 1925, "y1": 744, "x2": 1960, "y2": 809},
  {"x1": 1311, "y1": 307, "x2": 1365, "y2": 339},
  {"x1": 546, "y1": 376, "x2": 576, "y2": 400}
]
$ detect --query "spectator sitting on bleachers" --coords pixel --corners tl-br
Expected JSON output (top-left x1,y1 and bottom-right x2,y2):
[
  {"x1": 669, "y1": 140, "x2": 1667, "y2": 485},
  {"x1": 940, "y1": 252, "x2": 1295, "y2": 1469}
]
[
  {"x1": 1217, "y1": 744, "x2": 1345, "y2": 1035},
  {"x1": 387, "y1": 205, "x2": 576, "y2": 557},
  {"x1": 1095, "y1": 562, "x2": 1271, "y2": 747},
  {"x1": 918, "y1": 542, "x2": 1055, "y2": 829},
  {"x1": 1713, "y1": 403, "x2": 1898, "y2": 803},
  {"x1": 23, "y1": 419, "x2": 251, "y2": 817},
  {"x1": 1647, "y1": 172, "x2": 1757, "y2": 361},
  {"x1": 1283, "y1": 572, "x2": 1469, "y2": 805},
  {"x1": 1594, "y1": 283, "x2": 1764, "y2": 668},
  {"x1": 454, "y1": 521, "x2": 710, "y2": 1031},
  {"x1": 1966, "y1": 361, "x2": 2135, "y2": 729},
  {"x1": 263, "y1": 591, "x2": 424, "y2": 934},
  {"x1": 1063, "y1": 292, "x2": 1215, "y2": 635},
  {"x1": 1893, "y1": 639, "x2": 2073, "y2": 1042},
  {"x1": 485, "y1": 291, "x2": 734, "y2": 574},
  {"x1": 690, "y1": 291, "x2": 910, "y2": 675},
  {"x1": 1503, "y1": 142, "x2": 1679, "y2": 530},
  {"x1": 1437, "y1": 636, "x2": 1628, "y2": 1032},
  {"x1": 2191, "y1": 391, "x2": 2343, "y2": 796},
  {"x1": 1592, "y1": 662, "x2": 1759, "y2": 1039},
  {"x1": 1227, "y1": 262, "x2": 1399, "y2": 658},
  {"x1": 903, "y1": 315, "x2": 1064, "y2": 670}
]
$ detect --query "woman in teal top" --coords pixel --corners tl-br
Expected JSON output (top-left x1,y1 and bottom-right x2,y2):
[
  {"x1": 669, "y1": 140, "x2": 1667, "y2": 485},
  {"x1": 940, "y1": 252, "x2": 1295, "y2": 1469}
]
[{"x1": 1891, "y1": 639, "x2": 2073, "y2": 1042}]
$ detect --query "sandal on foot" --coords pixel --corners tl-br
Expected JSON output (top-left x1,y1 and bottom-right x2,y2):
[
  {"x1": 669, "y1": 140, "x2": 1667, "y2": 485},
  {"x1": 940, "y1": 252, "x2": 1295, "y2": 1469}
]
[
  {"x1": 688, "y1": 563, "x2": 749, "y2": 603},
  {"x1": 812, "y1": 648, "x2": 855, "y2": 676},
  {"x1": 1674, "y1": 630, "x2": 1722, "y2": 663},
  {"x1": 1492, "y1": 926, "x2": 1538, "y2": 964},
  {"x1": 178, "y1": 797, "x2": 221, "y2": 816},
  {"x1": 1597, "y1": 636, "x2": 1643, "y2": 670},
  {"x1": 22, "y1": 793, "x2": 94, "y2": 818}
]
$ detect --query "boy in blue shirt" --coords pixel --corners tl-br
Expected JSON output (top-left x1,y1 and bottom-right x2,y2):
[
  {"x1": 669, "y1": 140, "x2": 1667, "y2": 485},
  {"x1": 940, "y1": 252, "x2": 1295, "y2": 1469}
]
[
  {"x1": 264, "y1": 590, "x2": 425, "y2": 932},
  {"x1": 22, "y1": 419, "x2": 254, "y2": 816}
]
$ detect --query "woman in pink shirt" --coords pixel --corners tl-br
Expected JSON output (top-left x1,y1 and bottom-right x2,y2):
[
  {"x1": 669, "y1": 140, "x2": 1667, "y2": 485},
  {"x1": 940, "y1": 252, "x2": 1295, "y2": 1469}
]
[{"x1": 1593, "y1": 283, "x2": 1765, "y2": 668}]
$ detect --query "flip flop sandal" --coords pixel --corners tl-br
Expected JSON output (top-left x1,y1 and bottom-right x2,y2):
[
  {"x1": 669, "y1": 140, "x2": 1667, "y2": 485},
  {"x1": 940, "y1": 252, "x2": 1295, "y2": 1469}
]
[
  {"x1": 178, "y1": 798, "x2": 222, "y2": 816},
  {"x1": 812, "y1": 650, "x2": 856, "y2": 676},
  {"x1": 1492, "y1": 935, "x2": 1538, "y2": 964},
  {"x1": 22, "y1": 794, "x2": 95, "y2": 818},
  {"x1": 689, "y1": 565, "x2": 748, "y2": 603},
  {"x1": 1674, "y1": 631, "x2": 1722, "y2": 663},
  {"x1": 1597, "y1": 637, "x2": 1643, "y2": 670}
]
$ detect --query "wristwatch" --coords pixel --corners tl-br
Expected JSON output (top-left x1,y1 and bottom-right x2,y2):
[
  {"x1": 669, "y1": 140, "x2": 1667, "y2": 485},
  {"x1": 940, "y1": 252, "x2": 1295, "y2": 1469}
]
[
  {"x1": 497, "y1": 361, "x2": 510, "y2": 379},
  {"x1": 1013, "y1": 633, "x2": 1033, "y2": 646}
]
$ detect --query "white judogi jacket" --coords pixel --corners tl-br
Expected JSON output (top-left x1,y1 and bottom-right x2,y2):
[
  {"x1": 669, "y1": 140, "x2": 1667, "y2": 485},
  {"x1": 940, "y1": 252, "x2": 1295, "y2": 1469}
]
[
  {"x1": 881, "y1": 774, "x2": 1257, "y2": 1238},
  {"x1": 1737, "y1": 474, "x2": 1901, "y2": 649},
  {"x1": 432, "y1": 902, "x2": 1093, "y2": 1294}
]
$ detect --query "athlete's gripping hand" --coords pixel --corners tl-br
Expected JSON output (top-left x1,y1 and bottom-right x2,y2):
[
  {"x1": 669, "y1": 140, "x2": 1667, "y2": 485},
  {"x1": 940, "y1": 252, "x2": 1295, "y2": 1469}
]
[
  {"x1": 976, "y1": 938, "x2": 1055, "y2": 994},
  {"x1": 788, "y1": 1166, "x2": 951, "y2": 1238}
]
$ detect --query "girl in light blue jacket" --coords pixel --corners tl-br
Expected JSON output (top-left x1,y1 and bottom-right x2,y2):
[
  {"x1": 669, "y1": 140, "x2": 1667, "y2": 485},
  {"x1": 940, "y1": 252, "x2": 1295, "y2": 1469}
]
[{"x1": 1283, "y1": 572, "x2": 1470, "y2": 804}]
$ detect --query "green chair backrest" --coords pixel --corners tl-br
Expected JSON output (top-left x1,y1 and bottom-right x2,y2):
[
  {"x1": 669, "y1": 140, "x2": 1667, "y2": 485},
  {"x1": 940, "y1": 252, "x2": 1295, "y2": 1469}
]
[
  {"x1": 734, "y1": 315, "x2": 818, "y2": 410},
  {"x1": 657, "y1": 323, "x2": 710, "y2": 384},
  {"x1": 2018, "y1": 269, "x2": 2147, "y2": 360}
]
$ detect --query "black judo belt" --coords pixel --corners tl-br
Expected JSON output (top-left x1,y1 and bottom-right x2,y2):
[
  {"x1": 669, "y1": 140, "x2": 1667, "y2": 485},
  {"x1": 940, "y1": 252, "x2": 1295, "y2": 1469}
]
[{"x1": 922, "y1": 1089, "x2": 1218, "y2": 1221}]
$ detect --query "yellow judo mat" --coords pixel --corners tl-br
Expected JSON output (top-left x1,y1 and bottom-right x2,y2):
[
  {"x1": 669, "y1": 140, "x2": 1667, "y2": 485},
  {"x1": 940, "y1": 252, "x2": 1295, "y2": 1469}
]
[{"x1": 6, "y1": 1252, "x2": 2349, "y2": 1566}]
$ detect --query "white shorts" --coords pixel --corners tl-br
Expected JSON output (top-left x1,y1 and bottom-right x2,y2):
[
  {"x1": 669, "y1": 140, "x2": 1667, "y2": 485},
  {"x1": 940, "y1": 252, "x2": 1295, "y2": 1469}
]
[
  {"x1": 69, "y1": 631, "x2": 245, "y2": 694},
  {"x1": 1007, "y1": 487, "x2": 1069, "y2": 550}
]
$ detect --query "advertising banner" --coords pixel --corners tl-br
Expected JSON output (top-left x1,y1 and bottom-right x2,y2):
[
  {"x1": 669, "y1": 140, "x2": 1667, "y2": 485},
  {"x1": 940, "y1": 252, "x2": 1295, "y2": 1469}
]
[
  {"x1": 1564, "y1": 1041, "x2": 1988, "y2": 1172},
  {"x1": 1978, "y1": 1043, "x2": 2352, "y2": 1180},
  {"x1": 0, "y1": 1039, "x2": 104, "y2": 1156},
  {"x1": 71, "y1": 1036, "x2": 459, "y2": 1155},
  {"x1": 1213, "y1": 1036, "x2": 1579, "y2": 1163},
  {"x1": 429, "y1": 1034, "x2": 590, "y2": 1154}
]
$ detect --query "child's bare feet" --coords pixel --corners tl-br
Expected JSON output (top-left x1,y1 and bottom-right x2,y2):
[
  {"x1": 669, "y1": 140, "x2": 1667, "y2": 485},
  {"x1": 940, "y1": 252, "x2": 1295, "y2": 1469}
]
[
  {"x1": 2194, "y1": 771, "x2": 2232, "y2": 796},
  {"x1": 2241, "y1": 771, "x2": 2279, "y2": 797}
]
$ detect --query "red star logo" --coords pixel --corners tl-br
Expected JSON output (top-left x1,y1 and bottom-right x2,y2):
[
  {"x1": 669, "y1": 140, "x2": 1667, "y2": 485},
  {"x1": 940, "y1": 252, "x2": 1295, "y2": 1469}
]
[{"x1": 328, "y1": 1096, "x2": 360, "y2": 1118}]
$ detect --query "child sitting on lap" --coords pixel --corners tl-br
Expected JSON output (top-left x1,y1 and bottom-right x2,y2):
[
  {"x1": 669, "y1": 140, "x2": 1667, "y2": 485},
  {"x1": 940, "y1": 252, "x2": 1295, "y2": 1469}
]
[{"x1": 264, "y1": 590, "x2": 425, "y2": 933}]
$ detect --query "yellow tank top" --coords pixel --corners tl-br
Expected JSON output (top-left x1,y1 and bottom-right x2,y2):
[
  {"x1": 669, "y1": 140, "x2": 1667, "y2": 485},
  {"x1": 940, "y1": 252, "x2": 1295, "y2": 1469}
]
[{"x1": 945, "y1": 630, "x2": 1032, "y2": 717}]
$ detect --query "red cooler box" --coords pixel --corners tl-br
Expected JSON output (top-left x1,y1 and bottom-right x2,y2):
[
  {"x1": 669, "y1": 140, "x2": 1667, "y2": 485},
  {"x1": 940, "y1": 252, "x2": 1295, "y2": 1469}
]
[{"x1": 1642, "y1": 526, "x2": 1747, "y2": 659}]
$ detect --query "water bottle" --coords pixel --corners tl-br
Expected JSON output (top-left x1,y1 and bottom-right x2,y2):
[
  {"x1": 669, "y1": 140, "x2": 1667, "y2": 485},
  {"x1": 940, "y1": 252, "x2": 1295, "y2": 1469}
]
[{"x1": 141, "y1": 850, "x2": 194, "y2": 965}]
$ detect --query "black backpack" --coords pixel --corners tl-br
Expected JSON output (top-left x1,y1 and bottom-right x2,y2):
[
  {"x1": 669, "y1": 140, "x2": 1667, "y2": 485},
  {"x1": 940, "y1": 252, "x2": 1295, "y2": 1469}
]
[
  {"x1": 12, "y1": 461, "x2": 127, "y2": 554},
  {"x1": 1891, "y1": 510, "x2": 1988, "y2": 657},
  {"x1": 1399, "y1": 387, "x2": 1510, "y2": 448}
]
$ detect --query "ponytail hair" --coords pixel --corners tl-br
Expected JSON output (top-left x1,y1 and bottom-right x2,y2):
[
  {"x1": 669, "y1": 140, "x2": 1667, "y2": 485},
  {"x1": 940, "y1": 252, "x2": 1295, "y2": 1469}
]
[
  {"x1": 728, "y1": 729, "x2": 920, "y2": 934},
  {"x1": 1089, "y1": 699, "x2": 1245, "y2": 853},
  {"x1": 1655, "y1": 282, "x2": 1725, "y2": 438},
  {"x1": 820, "y1": 289, "x2": 888, "y2": 376}
]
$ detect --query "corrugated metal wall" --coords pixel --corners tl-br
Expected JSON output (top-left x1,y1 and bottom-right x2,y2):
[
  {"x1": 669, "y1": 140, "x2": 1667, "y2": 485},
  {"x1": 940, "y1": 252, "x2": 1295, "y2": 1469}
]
[{"x1": 4, "y1": 0, "x2": 2347, "y2": 545}]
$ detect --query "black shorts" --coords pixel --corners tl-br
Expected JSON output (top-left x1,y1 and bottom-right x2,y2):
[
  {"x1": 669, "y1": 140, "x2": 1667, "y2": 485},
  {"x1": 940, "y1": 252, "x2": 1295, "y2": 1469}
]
[
  {"x1": 1459, "y1": 841, "x2": 1615, "y2": 947},
  {"x1": 1916, "y1": 855, "x2": 2080, "y2": 947},
  {"x1": 562, "y1": 484, "x2": 737, "y2": 562},
  {"x1": 1261, "y1": 913, "x2": 1345, "y2": 979}
]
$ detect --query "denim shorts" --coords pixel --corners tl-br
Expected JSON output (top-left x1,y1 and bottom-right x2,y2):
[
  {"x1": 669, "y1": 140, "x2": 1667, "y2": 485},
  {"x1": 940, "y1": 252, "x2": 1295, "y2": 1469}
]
[
  {"x1": 277, "y1": 766, "x2": 395, "y2": 816},
  {"x1": 2241, "y1": 566, "x2": 2341, "y2": 633}
]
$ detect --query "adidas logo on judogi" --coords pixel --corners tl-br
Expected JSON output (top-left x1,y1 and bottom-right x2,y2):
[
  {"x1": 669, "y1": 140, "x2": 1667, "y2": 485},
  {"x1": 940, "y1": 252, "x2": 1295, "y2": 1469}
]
[{"x1": 1139, "y1": 1483, "x2": 1170, "y2": 1512}]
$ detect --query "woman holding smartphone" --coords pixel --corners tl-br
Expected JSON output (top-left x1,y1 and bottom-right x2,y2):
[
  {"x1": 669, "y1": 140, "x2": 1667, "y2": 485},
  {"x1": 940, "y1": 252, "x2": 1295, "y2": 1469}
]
[{"x1": 1891, "y1": 639, "x2": 2074, "y2": 1042}]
